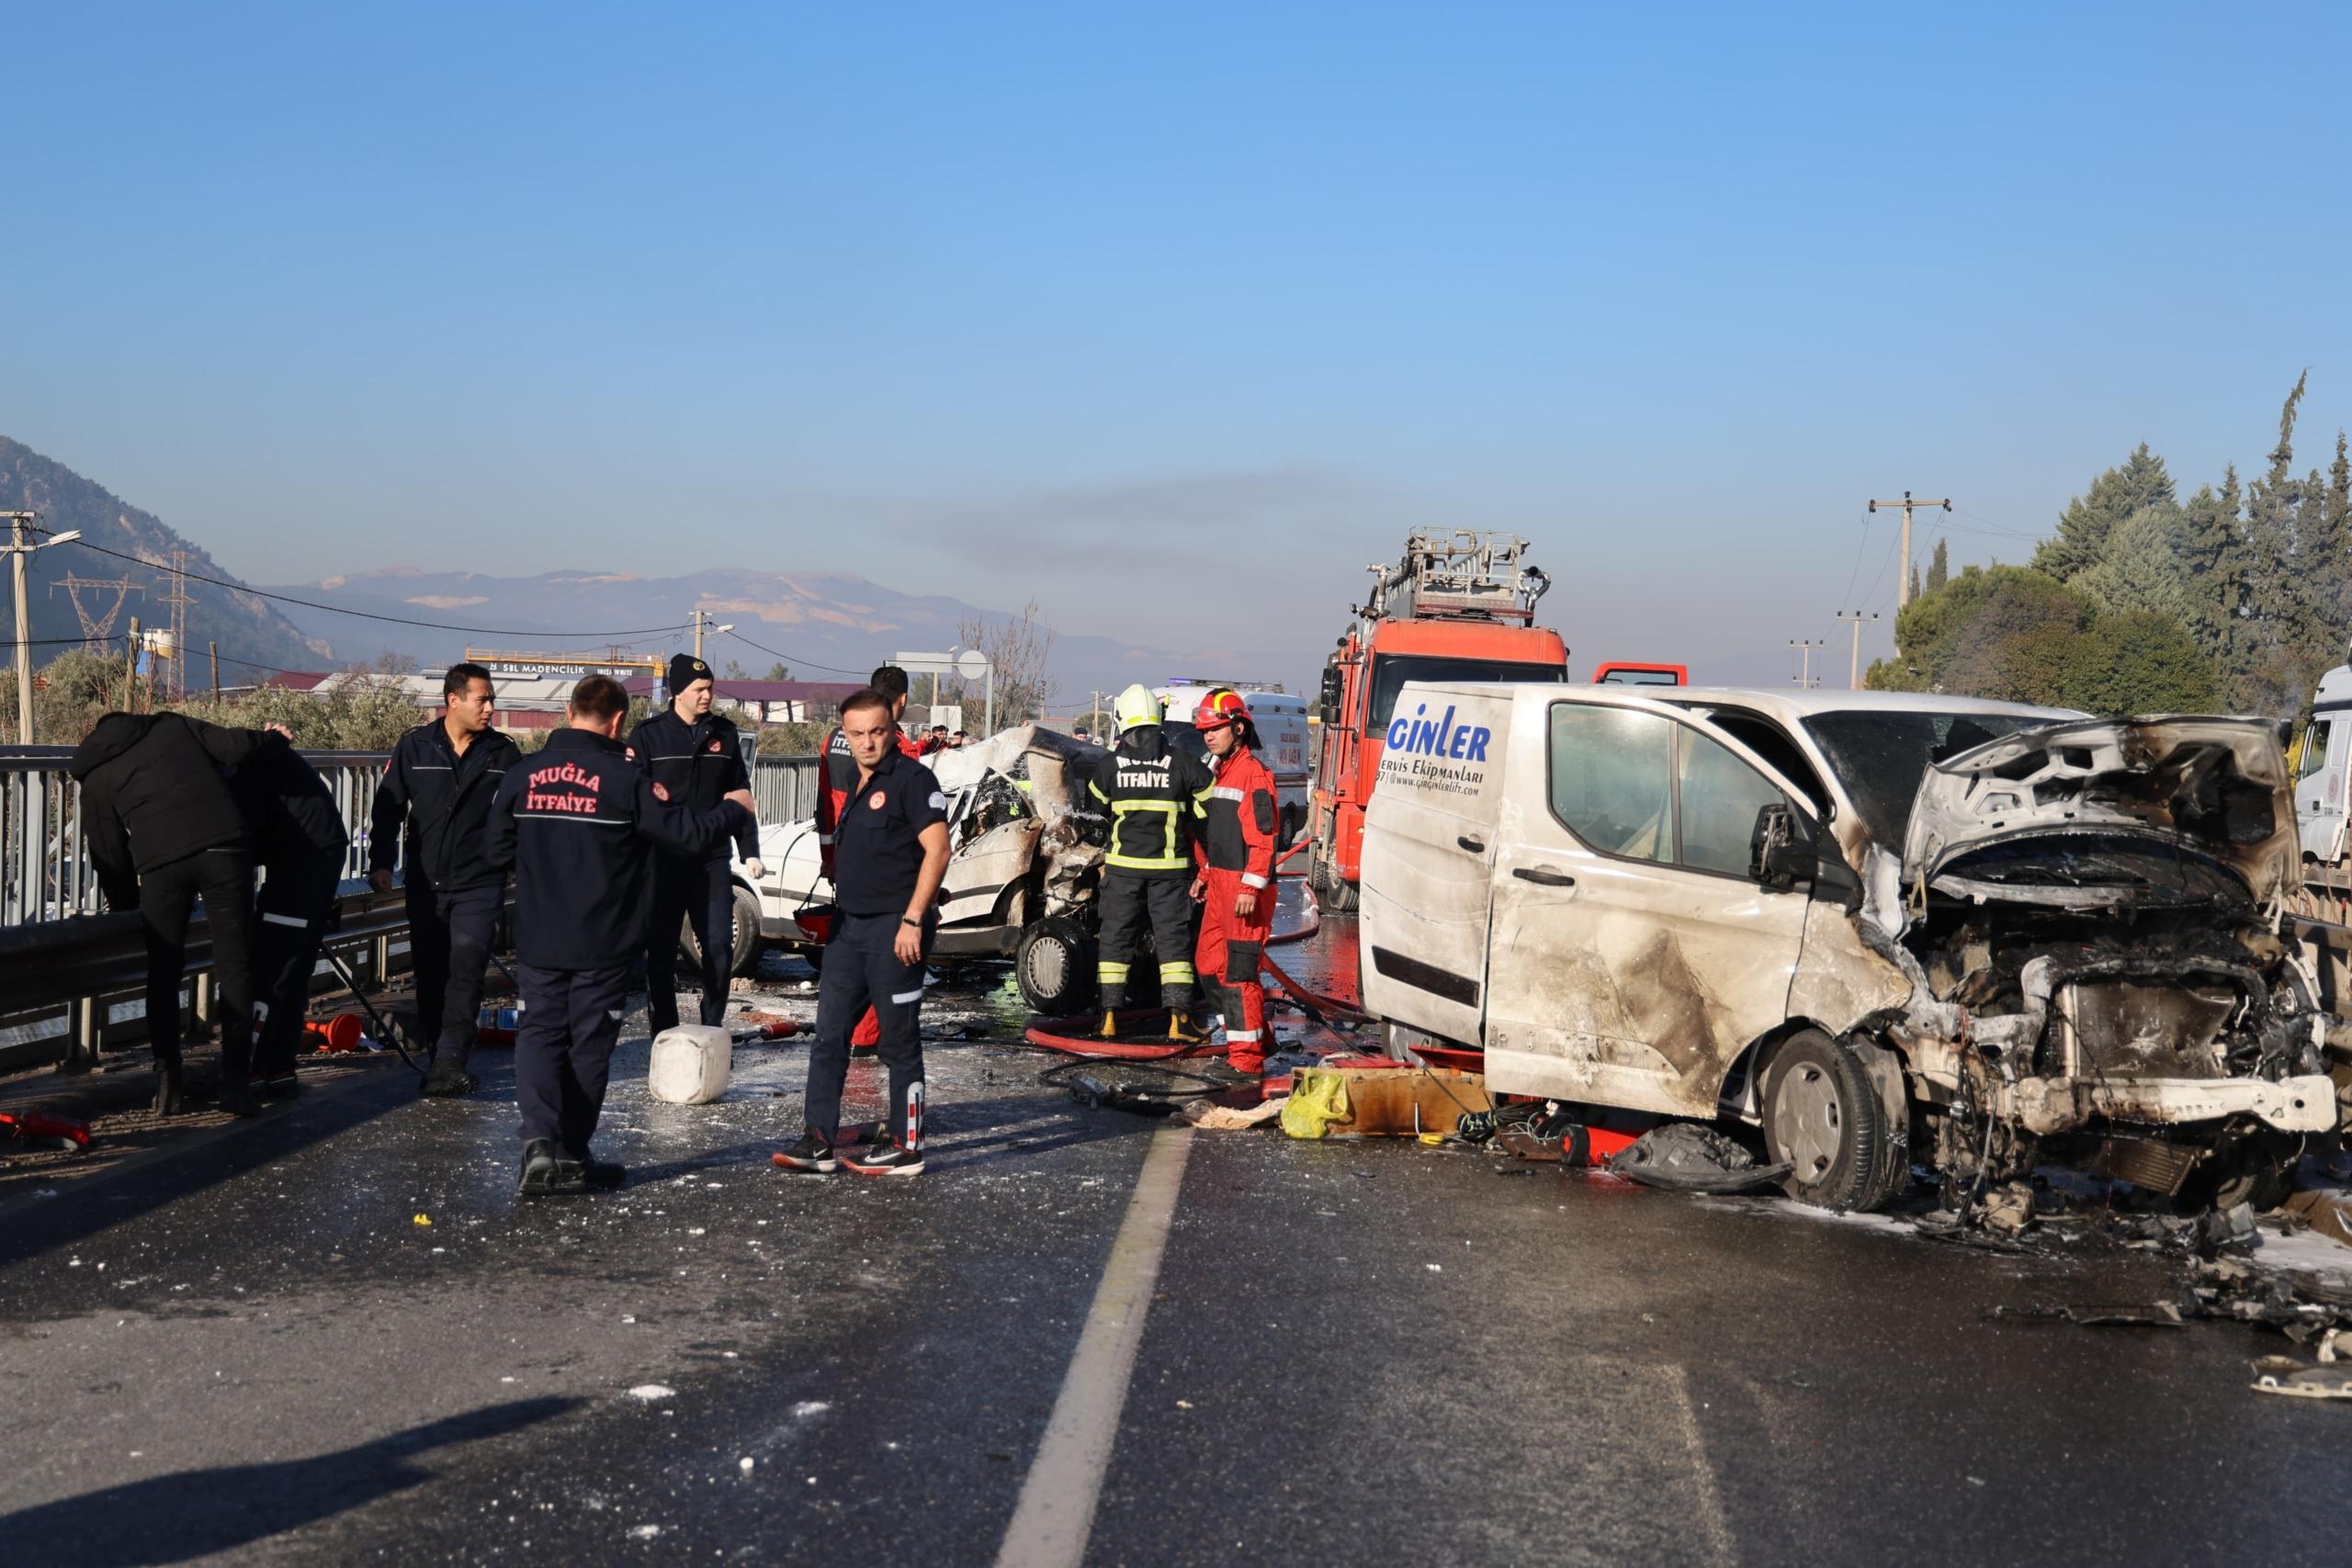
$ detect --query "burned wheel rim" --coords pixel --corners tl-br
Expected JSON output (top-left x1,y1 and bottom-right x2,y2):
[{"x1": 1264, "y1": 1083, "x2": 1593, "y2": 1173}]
[{"x1": 1771, "y1": 1063, "x2": 1845, "y2": 1180}]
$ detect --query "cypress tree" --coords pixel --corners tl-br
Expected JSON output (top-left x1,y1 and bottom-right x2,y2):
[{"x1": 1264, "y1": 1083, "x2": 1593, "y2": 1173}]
[
  {"x1": 1926, "y1": 537, "x2": 1950, "y2": 593},
  {"x1": 2033, "y1": 443, "x2": 2176, "y2": 581}
]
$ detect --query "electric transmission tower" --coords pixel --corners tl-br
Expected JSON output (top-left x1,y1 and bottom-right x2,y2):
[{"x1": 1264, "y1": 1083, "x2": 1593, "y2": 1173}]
[
  {"x1": 153, "y1": 549, "x2": 195, "y2": 700},
  {"x1": 51, "y1": 574, "x2": 142, "y2": 652}
]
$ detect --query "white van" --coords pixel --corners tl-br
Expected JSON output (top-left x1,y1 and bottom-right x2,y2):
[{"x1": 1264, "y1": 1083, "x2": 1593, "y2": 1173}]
[
  {"x1": 1360, "y1": 682, "x2": 2337, "y2": 1211},
  {"x1": 1156, "y1": 682, "x2": 1311, "y2": 846}
]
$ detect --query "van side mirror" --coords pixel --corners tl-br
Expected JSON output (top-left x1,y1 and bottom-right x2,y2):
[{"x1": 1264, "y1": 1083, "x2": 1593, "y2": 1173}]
[{"x1": 1749, "y1": 802, "x2": 1817, "y2": 889}]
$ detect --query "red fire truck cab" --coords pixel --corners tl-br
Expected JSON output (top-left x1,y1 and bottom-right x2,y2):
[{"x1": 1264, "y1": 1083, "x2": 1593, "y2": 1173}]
[{"x1": 1307, "y1": 532, "x2": 1568, "y2": 911}]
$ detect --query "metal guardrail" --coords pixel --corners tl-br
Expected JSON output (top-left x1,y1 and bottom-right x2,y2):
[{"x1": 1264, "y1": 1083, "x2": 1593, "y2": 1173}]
[{"x1": 0, "y1": 743, "x2": 826, "y2": 1076}]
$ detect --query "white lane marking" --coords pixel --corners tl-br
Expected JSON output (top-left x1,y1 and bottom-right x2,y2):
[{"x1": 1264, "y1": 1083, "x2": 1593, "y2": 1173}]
[
  {"x1": 1663, "y1": 1362, "x2": 1736, "y2": 1568},
  {"x1": 994, "y1": 1123, "x2": 1193, "y2": 1568}
]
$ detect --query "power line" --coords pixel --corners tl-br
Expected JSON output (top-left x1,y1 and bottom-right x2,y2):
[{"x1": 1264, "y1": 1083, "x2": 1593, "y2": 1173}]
[
  {"x1": 715, "y1": 624, "x2": 872, "y2": 679},
  {"x1": 62, "y1": 538, "x2": 696, "y2": 639}
]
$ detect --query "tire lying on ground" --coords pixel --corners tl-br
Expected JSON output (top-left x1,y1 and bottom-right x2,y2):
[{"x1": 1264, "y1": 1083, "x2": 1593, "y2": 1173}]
[
  {"x1": 1760, "y1": 1029, "x2": 1909, "y2": 1212},
  {"x1": 1016, "y1": 916, "x2": 1097, "y2": 1015}
]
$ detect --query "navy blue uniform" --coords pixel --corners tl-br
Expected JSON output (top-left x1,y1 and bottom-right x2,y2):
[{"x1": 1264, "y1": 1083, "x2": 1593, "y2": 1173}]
[
  {"x1": 804, "y1": 747, "x2": 946, "y2": 1148},
  {"x1": 485, "y1": 728, "x2": 750, "y2": 1158},
  {"x1": 237, "y1": 743, "x2": 352, "y2": 1081},
  {"x1": 368, "y1": 720, "x2": 519, "y2": 1074},
  {"x1": 627, "y1": 707, "x2": 760, "y2": 1031}
]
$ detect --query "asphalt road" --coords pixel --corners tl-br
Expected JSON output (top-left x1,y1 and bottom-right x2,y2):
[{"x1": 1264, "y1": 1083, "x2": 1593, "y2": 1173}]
[{"x1": 4, "y1": 904, "x2": 2350, "y2": 1566}]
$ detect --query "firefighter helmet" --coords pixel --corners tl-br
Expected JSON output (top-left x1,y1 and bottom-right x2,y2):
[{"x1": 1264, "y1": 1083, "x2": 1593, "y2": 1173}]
[
  {"x1": 1113, "y1": 683, "x2": 1163, "y2": 735},
  {"x1": 1193, "y1": 687, "x2": 1251, "y2": 730}
]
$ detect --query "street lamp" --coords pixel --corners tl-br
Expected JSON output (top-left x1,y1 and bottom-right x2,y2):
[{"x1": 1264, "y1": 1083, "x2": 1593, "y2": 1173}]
[{"x1": 6, "y1": 516, "x2": 85, "y2": 743}]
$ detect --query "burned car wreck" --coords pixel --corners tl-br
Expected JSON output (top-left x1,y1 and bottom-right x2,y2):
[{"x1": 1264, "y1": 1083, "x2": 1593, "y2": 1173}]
[{"x1": 1815, "y1": 715, "x2": 2337, "y2": 1211}]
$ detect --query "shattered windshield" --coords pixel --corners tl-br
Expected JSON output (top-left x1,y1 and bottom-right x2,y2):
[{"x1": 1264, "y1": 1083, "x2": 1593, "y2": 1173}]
[{"x1": 1801, "y1": 710, "x2": 2044, "y2": 847}]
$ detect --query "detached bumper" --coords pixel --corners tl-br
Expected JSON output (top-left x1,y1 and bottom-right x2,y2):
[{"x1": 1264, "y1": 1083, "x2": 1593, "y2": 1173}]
[{"x1": 2008, "y1": 1072, "x2": 2338, "y2": 1136}]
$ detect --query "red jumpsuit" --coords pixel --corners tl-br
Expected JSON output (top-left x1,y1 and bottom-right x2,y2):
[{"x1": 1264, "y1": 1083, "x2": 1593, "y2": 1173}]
[
  {"x1": 1193, "y1": 743, "x2": 1279, "y2": 1071},
  {"x1": 816, "y1": 721, "x2": 930, "y2": 1048}
]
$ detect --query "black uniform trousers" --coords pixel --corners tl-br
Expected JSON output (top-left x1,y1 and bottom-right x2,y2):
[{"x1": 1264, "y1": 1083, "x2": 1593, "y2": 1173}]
[
  {"x1": 139, "y1": 850, "x2": 256, "y2": 1082},
  {"x1": 645, "y1": 854, "x2": 731, "y2": 1032},
  {"x1": 514, "y1": 963, "x2": 631, "y2": 1156},
  {"x1": 404, "y1": 880, "x2": 500, "y2": 1071},
  {"x1": 1095, "y1": 873, "x2": 1196, "y2": 1010},
  {"x1": 804, "y1": 912, "x2": 930, "y2": 1146},
  {"x1": 251, "y1": 850, "x2": 343, "y2": 1079}
]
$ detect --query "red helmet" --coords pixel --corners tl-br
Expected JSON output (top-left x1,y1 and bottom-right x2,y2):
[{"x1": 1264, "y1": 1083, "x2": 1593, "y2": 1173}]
[{"x1": 1193, "y1": 687, "x2": 1251, "y2": 731}]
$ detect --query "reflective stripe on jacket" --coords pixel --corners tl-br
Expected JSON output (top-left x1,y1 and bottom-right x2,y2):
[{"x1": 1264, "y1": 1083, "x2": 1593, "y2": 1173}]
[{"x1": 1194, "y1": 745, "x2": 1278, "y2": 887}]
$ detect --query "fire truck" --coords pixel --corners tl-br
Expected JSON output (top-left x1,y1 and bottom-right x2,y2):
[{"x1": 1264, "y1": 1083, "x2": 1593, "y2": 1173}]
[{"x1": 1306, "y1": 532, "x2": 1568, "y2": 911}]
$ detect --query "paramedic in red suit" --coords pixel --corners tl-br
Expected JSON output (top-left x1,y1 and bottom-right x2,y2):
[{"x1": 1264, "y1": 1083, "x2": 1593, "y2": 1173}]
[
  {"x1": 813, "y1": 664, "x2": 927, "y2": 1051},
  {"x1": 1190, "y1": 688, "x2": 1280, "y2": 1077}
]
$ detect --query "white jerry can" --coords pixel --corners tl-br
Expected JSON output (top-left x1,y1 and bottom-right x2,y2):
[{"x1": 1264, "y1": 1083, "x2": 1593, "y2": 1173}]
[{"x1": 648, "y1": 1025, "x2": 732, "y2": 1104}]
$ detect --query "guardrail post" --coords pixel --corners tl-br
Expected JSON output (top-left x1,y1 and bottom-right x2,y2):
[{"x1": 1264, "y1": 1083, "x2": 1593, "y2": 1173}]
[{"x1": 60, "y1": 996, "x2": 97, "y2": 1073}]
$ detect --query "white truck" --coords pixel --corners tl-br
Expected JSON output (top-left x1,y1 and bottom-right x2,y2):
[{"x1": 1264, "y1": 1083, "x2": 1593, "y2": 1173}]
[
  {"x1": 2295, "y1": 662, "x2": 2352, "y2": 869},
  {"x1": 1154, "y1": 682, "x2": 1312, "y2": 848},
  {"x1": 1359, "y1": 681, "x2": 2338, "y2": 1211}
]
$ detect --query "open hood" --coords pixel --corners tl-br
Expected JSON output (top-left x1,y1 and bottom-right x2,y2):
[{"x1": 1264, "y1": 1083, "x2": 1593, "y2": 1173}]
[{"x1": 1900, "y1": 716, "x2": 2300, "y2": 915}]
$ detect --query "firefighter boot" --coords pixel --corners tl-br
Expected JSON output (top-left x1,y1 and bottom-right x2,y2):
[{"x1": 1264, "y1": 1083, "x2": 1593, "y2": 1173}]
[
  {"x1": 1167, "y1": 1011, "x2": 1209, "y2": 1046},
  {"x1": 1096, "y1": 1010, "x2": 1120, "y2": 1041}
]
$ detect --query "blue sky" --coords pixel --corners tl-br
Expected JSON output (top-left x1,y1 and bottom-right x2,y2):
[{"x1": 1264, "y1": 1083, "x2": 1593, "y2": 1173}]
[{"x1": 8, "y1": 1, "x2": 2351, "y2": 680}]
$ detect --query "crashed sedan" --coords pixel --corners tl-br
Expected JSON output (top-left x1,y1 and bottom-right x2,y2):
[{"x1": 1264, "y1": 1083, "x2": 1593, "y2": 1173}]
[{"x1": 1357, "y1": 682, "x2": 2339, "y2": 1212}]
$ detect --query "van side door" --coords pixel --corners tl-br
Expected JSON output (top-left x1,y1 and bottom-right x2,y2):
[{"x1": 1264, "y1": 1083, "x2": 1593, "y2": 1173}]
[
  {"x1": 1357, "y1": 690, "x2": 1507, "y2": 1047},
  {"x1": 1483, "y1": 698, "x2": 1815, "y2": 1117}
]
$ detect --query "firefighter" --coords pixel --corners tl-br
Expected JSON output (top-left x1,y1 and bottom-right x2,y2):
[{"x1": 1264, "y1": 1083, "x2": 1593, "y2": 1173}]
[
  {"x1": 629, "y1": 654, "x2": 763, "y2": 1034},
  {"x1": 485, "y1": 675, "x2": 754, "y2": 1197},
  {"x1": 1189, "y1": 688, "x2": 1280, "y2": 1077},
  {"x1": 774, "y1": 687, "x2": 950, "y2": 1178},
  {"x1": 814, "y1": 664, "x2": 929, "y2": 1052},
  {"x1": 1089, "y1": 683, "x2": 1213, "y2": 1041},
  {"x1": 71, "y1": 711, "x2": 287, "y2": 1116},
  {"x1": 240, "y1": 737, "x2": 353, "y2": 1098},
  {"x1": 368, "y1": 662, "x2": 519, "y2": 1097}
]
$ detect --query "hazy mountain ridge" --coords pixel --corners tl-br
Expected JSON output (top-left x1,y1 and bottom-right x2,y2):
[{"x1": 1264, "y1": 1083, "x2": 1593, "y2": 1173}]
[{"x1": 0, "y1": 437, "x2": 331, "y2": 676}]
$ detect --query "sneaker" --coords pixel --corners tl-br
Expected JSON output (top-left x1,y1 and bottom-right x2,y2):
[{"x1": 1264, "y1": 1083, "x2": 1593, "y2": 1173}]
[
  {"x1": 518, "y1": 1138, "x2": 560, "y2": 1197},
  {"x1": 579, "y1": 1158, "x2": 628, "y2": 1191},
  {"x1": 841, "y1": 1135, "x2": 924, "y2": 1178},
  {"x1": 772, "y1": 1130, "x2": 838, "y2": 1174},
  {"x1": 419, "y1": 1065, "x2": 478, "y2": 1098}
]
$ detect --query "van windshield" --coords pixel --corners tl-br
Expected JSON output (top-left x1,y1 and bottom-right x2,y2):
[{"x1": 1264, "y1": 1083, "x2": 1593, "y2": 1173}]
[
  {"x1": 1802, "y1": 710, "x2": 2045, "y2": 847},
  {"x1": 1370, "y1": 656, "x2": 1566, "y2": 731}
]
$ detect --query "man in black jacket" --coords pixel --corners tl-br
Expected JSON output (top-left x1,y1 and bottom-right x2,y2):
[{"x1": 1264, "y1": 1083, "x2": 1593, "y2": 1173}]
[
  {"x1": 368, "y1": 662, "x2": 518, "y2": 1097},
  {"x1": 628, "y1": 653, "x2": 762, "y2": 1033},
  {"x1": 71, "y1": 711, "x2": 283, "y2": 1116},
  {"x1": 239, "y1": 739, "x2": 352, "y2": 1097},
  {"x1": 485, "y1": 674, "x2": 753, "y2": 1197}
]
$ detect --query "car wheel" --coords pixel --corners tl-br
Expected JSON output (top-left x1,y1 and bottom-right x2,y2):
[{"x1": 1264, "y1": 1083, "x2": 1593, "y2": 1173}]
[
  {"x1": 1015, "y1": 916, "x2": 1097, "y2": 1015},
  {"x1": 1762, "y1": 1030, "x2": 1904, "y2": 1212},
  {"x1": 727, "y1": 884, "x2": 763, "y2": 977}
]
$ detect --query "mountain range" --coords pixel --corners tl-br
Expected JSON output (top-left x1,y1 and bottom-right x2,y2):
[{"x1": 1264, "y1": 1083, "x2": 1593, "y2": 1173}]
[
  {"x1": 256, "y1": 565, "x2": 1321, "y2": 700},
  {"x1": 0, "y1": 437, "x2": 328, "y2": 680}
]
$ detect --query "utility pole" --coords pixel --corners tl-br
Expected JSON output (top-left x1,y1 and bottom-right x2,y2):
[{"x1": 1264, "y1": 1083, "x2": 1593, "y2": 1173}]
[
  {"x1": 1836, "y1": 611, "x2": 1880, "y2": 691},
  {"x1": 209, "y1": 639, "x2": 220, "y2": 698},
  {"x1": 124, "y1": 617, "x2": 141, "y2": 713},
  {"x1": 1789, "y1": 638, "x2": 1824, "y2": 690},
  {"x1": 689, "y1": 609, "x2": 734, "y2": 666},
  {"x1": 1868, "y1": 491, "x2": 1951, "y2": 611},
  {"x1": 6, "y1": 512, "x2": 86, "y2": 743}
]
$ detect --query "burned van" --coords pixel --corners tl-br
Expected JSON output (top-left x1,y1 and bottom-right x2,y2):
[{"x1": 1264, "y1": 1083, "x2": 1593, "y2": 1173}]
[{"x1": 1359, "y1": 684, "x2": 2338, "y2": 1211}]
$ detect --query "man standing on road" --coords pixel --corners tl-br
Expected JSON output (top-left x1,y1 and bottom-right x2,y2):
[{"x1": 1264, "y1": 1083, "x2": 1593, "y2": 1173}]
[
  {"x1": 368, "y1": 662, "x2": 518, "y2": 1098},
  {"x1": 814, "y1": 664, "x2": 928, "y2": 1055},
  {"x1": 486, "y1": 675, "x2": 754, "y2": 1197},
  {"x1": 1089, "y1": 683, "x2": 1212, "y2": 1043},
  {"x1": 71, "y1": 712, "x2": 286, "y2": 1116},
  {"x1": 628, "y1": 654, "x2": 763, "y2": 1034},
  {"x1": 240, "y1": 738, "x2": 353, "y2": 1098},
  {"x1": 775, "y1": 688, "x2": 949, "y2": 1178},
  {"x1": 1189, "y1": 689, "x2": 1280, "y2": 1080}
]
